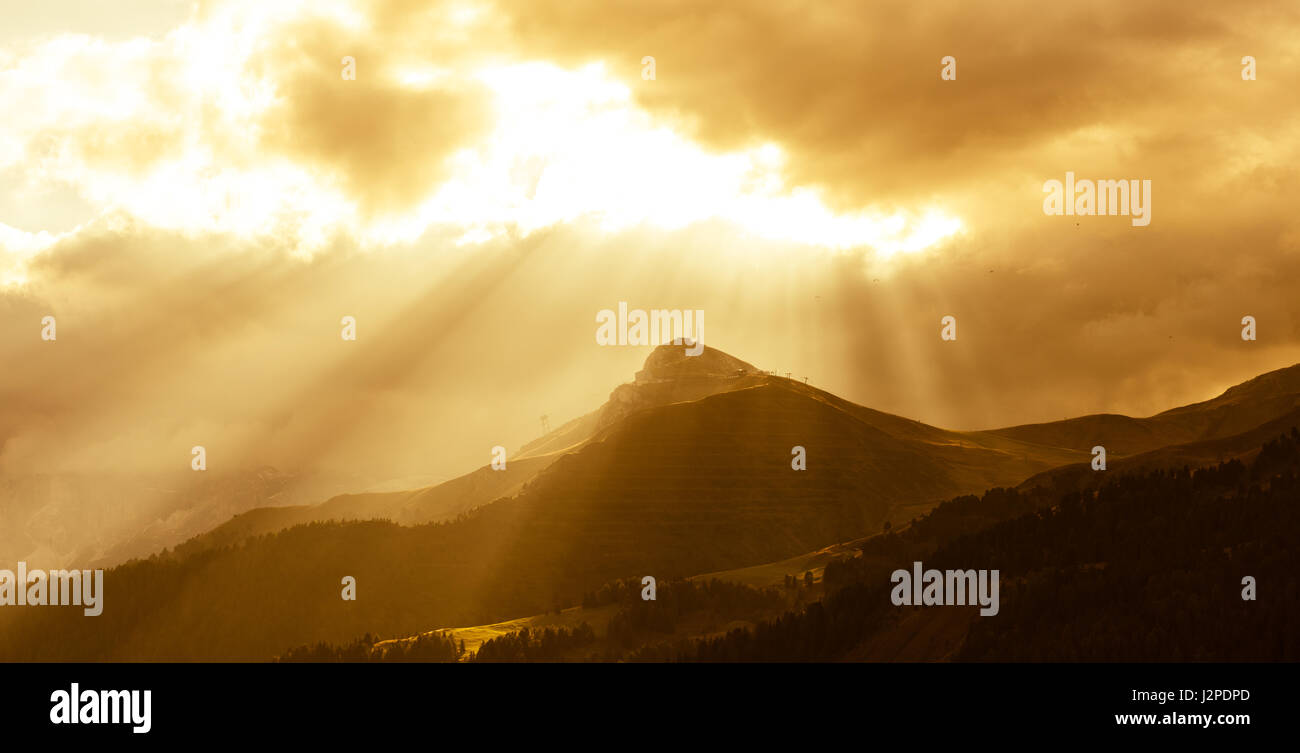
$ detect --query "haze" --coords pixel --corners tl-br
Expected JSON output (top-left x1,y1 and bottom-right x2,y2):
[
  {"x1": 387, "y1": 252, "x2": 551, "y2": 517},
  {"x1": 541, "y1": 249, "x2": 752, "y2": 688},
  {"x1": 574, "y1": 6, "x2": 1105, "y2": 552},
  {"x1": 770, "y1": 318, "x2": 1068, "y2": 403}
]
[{"x1": 2, "y1": 0, "x2": 1298, "y2": 565}]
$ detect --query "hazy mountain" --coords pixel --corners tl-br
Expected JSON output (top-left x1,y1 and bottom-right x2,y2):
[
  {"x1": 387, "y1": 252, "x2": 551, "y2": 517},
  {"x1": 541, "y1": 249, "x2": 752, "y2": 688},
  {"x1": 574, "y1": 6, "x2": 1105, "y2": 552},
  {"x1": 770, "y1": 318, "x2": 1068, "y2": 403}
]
[
  {"x1": 0, "y1": 468, "x2": 384, "y2": 570},
  {"x1": 182, "y1": 344, "x2": 1090, "y2": 553},
  {"x1": 986, "y1": 364, "x2": 1300, "y2": 456},
  {"x1": 685, "y1": 425, "x2": 1300, "y2": 662},
  {"x1": 1017, "y1": 405, "x2": 1300, "y2": 495},
  {"x1": 4, "y1": 348, "x2": 1299, "y2": 659},
  {"x1": 177, "y1": 346, "x2": 767, "y2": 553},
  {"x1": 189, "y1": 355, "x2": 1300, "y2": 556}
]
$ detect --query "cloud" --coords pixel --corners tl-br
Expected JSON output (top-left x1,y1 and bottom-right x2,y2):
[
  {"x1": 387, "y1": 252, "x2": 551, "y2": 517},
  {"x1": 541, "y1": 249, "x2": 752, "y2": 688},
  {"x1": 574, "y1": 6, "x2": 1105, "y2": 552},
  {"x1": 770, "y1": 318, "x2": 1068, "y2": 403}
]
[
  {"x1": 0, "y1": 0, "x2": 967, "y2": 260},
  {"x1": 249, "y1": 15, "x2": 493, "y2": 215},
  {"x1": 494, "y1": 0, "x2": 1300, "y2": 208},
  {"x1": 2, "y1": 0, "x2": 1300, "y2": 566}
]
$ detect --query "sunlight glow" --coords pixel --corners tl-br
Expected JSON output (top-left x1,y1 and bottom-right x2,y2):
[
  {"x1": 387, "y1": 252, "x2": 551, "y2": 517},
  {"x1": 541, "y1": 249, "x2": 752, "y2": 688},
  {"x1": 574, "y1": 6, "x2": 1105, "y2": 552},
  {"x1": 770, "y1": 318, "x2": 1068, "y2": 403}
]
[
  {"x1": 0, "y1": 11, "x2": 963, "y2": 261},
  {"x1": 363, "y1": 62, "x2": 964, "y2": 255}
]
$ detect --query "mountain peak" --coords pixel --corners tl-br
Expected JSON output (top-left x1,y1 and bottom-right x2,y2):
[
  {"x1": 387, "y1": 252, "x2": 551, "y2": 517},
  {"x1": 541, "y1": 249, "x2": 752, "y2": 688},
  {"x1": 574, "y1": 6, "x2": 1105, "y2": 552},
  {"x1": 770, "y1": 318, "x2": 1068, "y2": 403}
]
[
  {"x1": 634, "y1": 343, "x2": 759, "y2": 384},
  {"x1": 1157, "y1": 362, "x2": 1300, "y2": 417},
  {"x1": 1216, "y1": 362, "x2": 1300, "y2": 401}
]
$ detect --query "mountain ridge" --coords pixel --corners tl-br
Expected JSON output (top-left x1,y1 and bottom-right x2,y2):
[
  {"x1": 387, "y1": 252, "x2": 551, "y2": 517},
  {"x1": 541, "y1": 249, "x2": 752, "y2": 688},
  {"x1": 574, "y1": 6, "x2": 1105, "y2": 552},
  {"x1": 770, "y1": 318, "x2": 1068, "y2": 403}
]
[
  {"x1": 177, "y1": 347, "x2": 1300, "y2": 557},
  {"x1": 6, "y1": 349, "x2": 1299, "y2": 659}
]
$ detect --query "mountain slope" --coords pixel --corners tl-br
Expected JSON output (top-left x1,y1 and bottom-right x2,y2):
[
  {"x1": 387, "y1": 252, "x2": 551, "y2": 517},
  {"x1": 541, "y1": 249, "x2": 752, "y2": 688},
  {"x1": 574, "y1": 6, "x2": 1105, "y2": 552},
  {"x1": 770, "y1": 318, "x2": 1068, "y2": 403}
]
[
  {"x1": 4, "y1": 350, "x2": 1300, "y2": 660},
  {"x1": 1016, "y1": 404, "x2": 1300, "y2": 495},
  {"x1": 185, "y1": 344, "x2": 1093, "y2": 552},
  {"x1": 178, "y1": 454, "x2": 559, "y2": 556},
  {"x1": 180, "y1": 346, "x2": 768, "y2": 552},
  {"x1": 686, "y1": 425, "x2": 1300, "y2": 662},
  {"x1": 0, "y1": 352, "x2": 1077, "y2": 659},
  {"x1": 985, "y1": 364, "x2": 1300, "y2": 456}
]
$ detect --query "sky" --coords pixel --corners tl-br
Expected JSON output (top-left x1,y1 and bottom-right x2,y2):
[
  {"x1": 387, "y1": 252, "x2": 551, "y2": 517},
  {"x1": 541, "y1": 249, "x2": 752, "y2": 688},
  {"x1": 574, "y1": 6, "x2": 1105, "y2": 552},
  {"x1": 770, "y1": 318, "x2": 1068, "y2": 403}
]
[{"x1": 2, "y1": 0, "x2": 1300, "y2": 488}]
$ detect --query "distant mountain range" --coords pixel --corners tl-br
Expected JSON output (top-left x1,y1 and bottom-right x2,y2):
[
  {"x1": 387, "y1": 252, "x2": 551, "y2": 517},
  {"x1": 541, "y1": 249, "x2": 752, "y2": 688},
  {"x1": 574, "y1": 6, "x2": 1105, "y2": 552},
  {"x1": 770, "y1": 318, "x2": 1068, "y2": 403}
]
[
  {"x1": 183, "y1": 346, "x2": 1300, "y2": 553},
  {"x1": 3, "y1": 345, "x2": 1299, "y2": 659}
]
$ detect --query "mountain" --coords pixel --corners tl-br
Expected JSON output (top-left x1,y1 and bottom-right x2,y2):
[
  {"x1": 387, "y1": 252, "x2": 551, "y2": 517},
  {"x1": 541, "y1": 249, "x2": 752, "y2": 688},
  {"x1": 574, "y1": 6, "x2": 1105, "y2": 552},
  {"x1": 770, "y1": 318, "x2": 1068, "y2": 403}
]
[
  {"x1": 190, "y1": 356, "x2": 1300, "y2": 555},
  {"x1": 181, "y1": 344, "x2": 1088, "y2": 554},
  {"x1": 987, "y1": 364, "x2": 1300, "y2": 456},
  {"x1": 3, "y1": 347, "x2": 1299, "y2": 660},
  {"x1": 178, "y1": 347, "x2": 768, "y2": 554},
  {"x1": 1016, "y1": 404, "x2": 1300, "y2": 495},
  {"x1": 683, "y1": 425, "x2": 1300, "y2": 662},
  {"x1": 258, "y1": 420, "x2": 1300, "y2": 663},
  {"x1": 0, "y1": 468, "x2": 379, "y2": 571}
]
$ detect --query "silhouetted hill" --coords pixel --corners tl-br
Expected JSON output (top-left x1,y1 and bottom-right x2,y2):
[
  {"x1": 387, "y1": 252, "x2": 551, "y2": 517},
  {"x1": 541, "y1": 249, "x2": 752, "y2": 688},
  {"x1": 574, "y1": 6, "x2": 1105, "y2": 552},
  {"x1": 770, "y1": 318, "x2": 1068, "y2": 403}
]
[
  {"x1": 179, "y1": 454, "x2": 558, "y2": 557},
  {"x1": 987, "y1": 363, "x2": 1300, "y2": 456},
  {"x1": 180, "y1": 343, "x2": 1087, "y2": 553},
  {"x1": 3, "y1": 350, "x2": 1299, "y2": 659},
  {"x1": 681, "y1": 427, "x2": 1300, "y2": 661},
  {"x1": 1017, "y1": 405, "x2": 1300, "y2": 495},
  {"x1": 181, "y1": 346, "x2": 768, "y2": 550}
]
